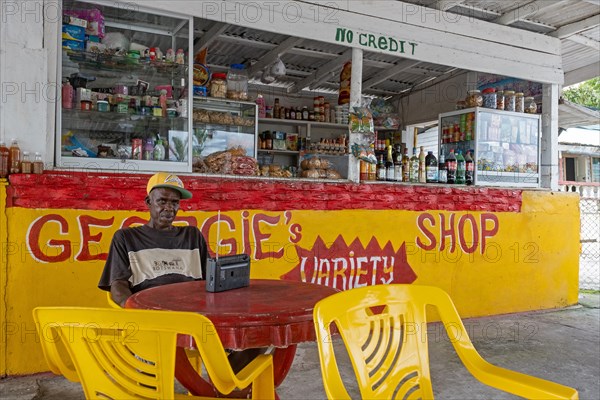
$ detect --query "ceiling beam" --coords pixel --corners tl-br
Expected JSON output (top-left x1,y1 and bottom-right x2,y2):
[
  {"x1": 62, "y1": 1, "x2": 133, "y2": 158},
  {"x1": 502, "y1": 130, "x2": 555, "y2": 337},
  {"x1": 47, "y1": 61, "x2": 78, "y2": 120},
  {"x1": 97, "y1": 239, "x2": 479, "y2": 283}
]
[
  {"x1": 288, "y1": 48, "x2": 353, "y2": 93},
  {"x1": 362, "y1": 60, "x2": 422, "y2": 89},
  {"x1": 493, "y1": 0, "x2": 570, "y2": 26},
  {"x1": 549, "y1": 14, "x2": 600, "y2": 38},
  {"x1": 434, "y1": 1, "x2": 466, "y2": 12},
  {"x1": 193, "y1": 22, "x2": 229, "y2": 55},
  {"x1": 247, "y1": 37, "x2": 304, "y2": 77},
  {"x1": 566, "y1": 34, "x2": 600, "y2": 51},
  {"x1": 564, "y1": 61, "x2": 600, "y2": 86}
]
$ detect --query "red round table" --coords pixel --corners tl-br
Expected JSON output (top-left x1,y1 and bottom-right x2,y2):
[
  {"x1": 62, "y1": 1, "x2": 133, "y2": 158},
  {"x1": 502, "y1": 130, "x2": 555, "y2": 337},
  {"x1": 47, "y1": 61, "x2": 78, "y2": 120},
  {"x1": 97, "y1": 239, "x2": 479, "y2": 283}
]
[{"x1": 125, "y1": 279, "x2": 338, "y2": 396}]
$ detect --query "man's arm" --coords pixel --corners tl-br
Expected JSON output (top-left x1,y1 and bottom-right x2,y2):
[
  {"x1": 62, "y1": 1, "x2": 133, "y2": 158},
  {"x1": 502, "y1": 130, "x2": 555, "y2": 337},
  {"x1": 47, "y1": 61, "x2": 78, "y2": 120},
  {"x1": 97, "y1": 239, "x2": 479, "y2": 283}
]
[{"x1": 110, "y1": 279, "x2": 133, "y2": 307}]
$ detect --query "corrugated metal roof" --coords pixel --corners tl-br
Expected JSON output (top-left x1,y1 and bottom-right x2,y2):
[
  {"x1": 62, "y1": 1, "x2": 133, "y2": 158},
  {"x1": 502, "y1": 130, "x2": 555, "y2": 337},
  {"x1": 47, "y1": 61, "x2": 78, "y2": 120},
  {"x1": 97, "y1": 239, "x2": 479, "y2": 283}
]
[{"x1": 191, "y1": 0, "x2": 599, "y2": 99}]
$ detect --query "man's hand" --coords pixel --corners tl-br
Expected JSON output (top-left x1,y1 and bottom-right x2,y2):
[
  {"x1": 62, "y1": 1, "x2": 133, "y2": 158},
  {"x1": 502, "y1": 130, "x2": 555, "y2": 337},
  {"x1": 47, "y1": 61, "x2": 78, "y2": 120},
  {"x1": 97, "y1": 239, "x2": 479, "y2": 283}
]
[{"x1": 111, "y1": 280, "x2": 133, "y2": 307}]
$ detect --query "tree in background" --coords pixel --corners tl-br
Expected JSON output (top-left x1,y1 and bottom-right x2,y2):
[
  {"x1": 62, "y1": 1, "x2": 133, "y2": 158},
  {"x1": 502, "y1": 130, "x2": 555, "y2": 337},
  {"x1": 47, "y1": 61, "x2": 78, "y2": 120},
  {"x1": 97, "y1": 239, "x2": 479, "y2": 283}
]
[{"x1": 562, "y1": 77, "x2": 600, "y2": 110}]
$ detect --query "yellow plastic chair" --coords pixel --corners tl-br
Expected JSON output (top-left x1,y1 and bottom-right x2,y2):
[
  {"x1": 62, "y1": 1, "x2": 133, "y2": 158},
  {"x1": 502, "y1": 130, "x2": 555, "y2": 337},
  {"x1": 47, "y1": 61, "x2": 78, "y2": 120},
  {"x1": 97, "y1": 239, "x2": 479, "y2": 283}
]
[
  {"x1": 312, "y1": 284, "x2": 579, "y2": 400},
  {"x1": 106, "y1": 291, "x2": 121, "y2": 308},
  {"x1": 33, "y1": 307, "x2": 275, "y2": 400}
]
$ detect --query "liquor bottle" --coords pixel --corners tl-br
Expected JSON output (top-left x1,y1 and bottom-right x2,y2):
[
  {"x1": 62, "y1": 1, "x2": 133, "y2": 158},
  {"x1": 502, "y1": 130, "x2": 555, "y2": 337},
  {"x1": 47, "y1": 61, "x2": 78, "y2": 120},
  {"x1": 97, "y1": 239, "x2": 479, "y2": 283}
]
[
  {"x1": 402, "y1": 148, "x2": 410, "y2": 182},
  {"x1": 409, "y1": 147, "x2": 419, "y2": 183},
  {"x1": 0, "y1": 141, "x2": 9, "y2": 178},
  {"x1": 465, "y1": 150, "x2": 474, "y2": 185},
  {"x1": 446, "y1": 149, "x2": 457, "y2": 184},
  {"x1": 8, "y1": 139, "x2": 21, "y2": 174},
  {"x1": 385, "y1": 145, "x2": 395, "y2": 181},
  {"x1": 438, "y1": 153, "x2": 448, "y2": 184},
  {"x1": 393, "y1": 144, "x2": 402, "y2": 182},
  {"x1": 418, "y1": 146, "x2": 426, "y2": 183},
  {"x1": 456, "y1": 150, "x2": 466, "y2": 184},
  {"x1": 425, "y1": 151, "x2": 438, "y2": 183},
  {"x1": 376, "y1": 154, "x2": 386, "y2": 181}
]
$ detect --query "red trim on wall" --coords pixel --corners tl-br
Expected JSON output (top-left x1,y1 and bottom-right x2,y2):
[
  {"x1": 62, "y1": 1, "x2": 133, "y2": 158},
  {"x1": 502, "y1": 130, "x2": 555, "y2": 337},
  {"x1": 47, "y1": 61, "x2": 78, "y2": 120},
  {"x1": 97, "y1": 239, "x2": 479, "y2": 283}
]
[{"x1": 8, "y1": 172, "x2": 523, "y2": 212}]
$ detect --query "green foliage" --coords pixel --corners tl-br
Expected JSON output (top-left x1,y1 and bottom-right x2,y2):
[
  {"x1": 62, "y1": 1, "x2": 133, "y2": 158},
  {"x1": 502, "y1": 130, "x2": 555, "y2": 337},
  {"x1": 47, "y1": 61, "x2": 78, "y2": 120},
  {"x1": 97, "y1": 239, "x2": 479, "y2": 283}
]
[{"x1": 563, "y1": 77, "x2": 600, "y2": 110}]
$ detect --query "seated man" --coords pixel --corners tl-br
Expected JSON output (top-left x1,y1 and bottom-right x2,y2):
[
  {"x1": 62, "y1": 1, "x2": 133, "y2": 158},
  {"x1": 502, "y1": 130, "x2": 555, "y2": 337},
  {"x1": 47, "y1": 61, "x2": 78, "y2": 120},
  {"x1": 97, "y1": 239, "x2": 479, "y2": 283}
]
[{"x1": 98, "y1": 172, "x2": 262, "y2": 373}]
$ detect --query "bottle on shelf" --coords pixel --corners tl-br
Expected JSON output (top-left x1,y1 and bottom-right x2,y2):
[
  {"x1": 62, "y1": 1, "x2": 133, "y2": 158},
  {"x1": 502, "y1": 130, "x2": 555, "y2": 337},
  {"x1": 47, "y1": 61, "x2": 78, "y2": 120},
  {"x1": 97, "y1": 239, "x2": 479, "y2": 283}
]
[
  {"x1": 368, "y1": 144, "x2": 376, "y2": 181},
  {"x1": 153, "y1": 137, "x2": 165, "y2": 161},
  {"x1": 438, "y1": 153, "x2": 447, "y2": 184},
  {"x1": 402, "y1": 147, "x2": 410, "y2": 182},
  {"x1": 385, "y1": 145, "x2": 394, "y2": 181},
  {"x1": 33, "y1": 152, "x2": 44, "y2": 174},
  {"x1": 456, "y1": 150, "x2": 466, "y2": 184},
  {"x1": 409, "y1": 147, "x2": 419, "y2": 183},
  {"x1": 425, "y1": 151, "x2": 438, "y2": 183},
  {"x1": 0, "y1": 141, "x2": 9, "y2": 178},
  {"x1": 8, "y1": 139, "x2": 21, "y2": 174},
  {"x1": 446, "y1": 149, "x2": 457, "y2": 184},
  {"x1": 62, "y1": 78, "x2": 73, "y2": 110},
  {"x1": 274, "y1": 98, "x2": 281, "y2": 119},
  {"x1": 418, "y1": 146, "x2": 426, "y2": 183},
  {"x1": 393, "y1": 144, "x2": 403, "y2": 182},
  {"x1": 20, "y1": 151, "x2": 32, "y2": 174},
  {"x1": 256, "y1": 94, "x2": 266, "y2": 118},
  {"x1": 290, "y1": 108, "x2": 296, "y2": 120},
  {"x1": 143, "y1": 138, "x2": 154, "y2": 160},
  {"x1": 465, "y1": 150, "x2": 474, "y2": 185},
  {"x1": 376, "y1": 154, "x2": 386, "y2": 181},
  {"x1": 265, "y1": 130, "x2": 273, "y2": 150}
]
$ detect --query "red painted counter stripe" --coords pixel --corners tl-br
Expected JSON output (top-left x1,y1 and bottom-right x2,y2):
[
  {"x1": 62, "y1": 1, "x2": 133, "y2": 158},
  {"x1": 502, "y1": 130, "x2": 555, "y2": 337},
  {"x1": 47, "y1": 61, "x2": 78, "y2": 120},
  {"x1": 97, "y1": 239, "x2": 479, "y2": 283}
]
[{"x1": 7, "y1": 172, "x2": 522, "y2": 212}]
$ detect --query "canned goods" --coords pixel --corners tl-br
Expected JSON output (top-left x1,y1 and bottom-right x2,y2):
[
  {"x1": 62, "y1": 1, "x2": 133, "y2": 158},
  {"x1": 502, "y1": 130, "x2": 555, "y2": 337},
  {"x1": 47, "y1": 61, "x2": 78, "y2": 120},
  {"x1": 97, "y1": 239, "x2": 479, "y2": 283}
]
[{"x1": 131, "y1": 139, "x2": 142, "y2": 160}]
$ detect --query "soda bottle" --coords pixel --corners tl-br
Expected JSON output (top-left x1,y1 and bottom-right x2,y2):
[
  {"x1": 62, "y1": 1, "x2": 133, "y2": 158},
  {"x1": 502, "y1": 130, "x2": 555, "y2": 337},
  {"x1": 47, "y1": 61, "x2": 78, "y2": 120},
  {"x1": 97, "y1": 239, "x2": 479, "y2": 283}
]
[
  {"x1": 402, "y1": 147, "x2": 410, "y2": 182},
  {"x1": 418, "y1": 146, "x2": 426, "y2": 183},
  {"x1": 456, "y1": 150, "x2": 466, "y2": 184},
  {"x1": 465, "y1": 150, "x2": 474, "y2": 185},
  {"x1": 8, "y1": 139, "x2": 21, "y2": 174},
  {"x1": 409, "y1": 147, "x2": 419, "y2": 183},
  {"x1": 446, "y1": 149, "x2": 457, "y2": 184},
  {"x1": 0, "y1": 141, "x2": 9, "y2": 178},
  {"x1": 425, "y1": 151, "x2": 438, "y2": 183},
  {"x1": 438, "y1": 153, "x2": 447, "y2": 184}
]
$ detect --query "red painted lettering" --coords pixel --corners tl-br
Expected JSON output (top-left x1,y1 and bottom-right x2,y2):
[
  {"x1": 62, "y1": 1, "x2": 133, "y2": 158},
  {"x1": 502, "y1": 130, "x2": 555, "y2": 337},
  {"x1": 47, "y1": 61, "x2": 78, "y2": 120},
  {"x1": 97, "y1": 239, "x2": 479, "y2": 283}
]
[
  {"x1": 201, "y1": 214, "x2": 237, "y2": 256},
  {"x1": 416, "y1": 213, "x2": 436, "y2": 251},
  {"x1": 458, "y1": 214, "x2": 479, "y2": 254},
  {"x1": 27, "y1": 214, "x2": 71, "y2": 263},
  {"x1": 253, "y1": 213, "x2": 284, "y2": 260},
  {"x1": 76, "y1": 215, "x2": 113, "y2": 261},
  {"x1": 439, "y1": 213, "x2": 456, "y2": 253},
  {"x1": 481, "y1": 213, "x2": 499, "y2": 254}
]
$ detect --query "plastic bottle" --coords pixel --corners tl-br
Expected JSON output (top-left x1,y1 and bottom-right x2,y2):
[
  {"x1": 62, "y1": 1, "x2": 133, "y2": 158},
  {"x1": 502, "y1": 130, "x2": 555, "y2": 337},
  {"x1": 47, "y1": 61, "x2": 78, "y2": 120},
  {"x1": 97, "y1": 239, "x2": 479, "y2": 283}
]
[
  {"x1": 153, "y1": 138, "x2": 165, "y2": 161},
  {"x1": 456, "y1": 150, "x2": 466, "y2": 184},
  {"x1": 256, "y1": 94, "x2": 266, "y2": 118},
  {"x1": 438, "y1": 153, "x2": 447, "y2": 184},
  {"x1": 418, "y1": 146, "x2": 426, "y2": 183},
  {"x1": 62, "y1": 79, "x2": 73, "y2": 109},
  {"x1": 8, "y1": 139, "x2": 21, "y2": 174},
  {"x1": 33, "y1": 152, "x2": 44, "y2": 174},
  {"x1": 20, "y1": 151, "x2": 32, "y2": 174},
  {"x1": 465, "y1": 150, "x2": 474, "y2": 185},
  {"x1": 0, "y1": 141, "x2": 9, "y2": 178},
  {"x1": 143, "y1": 138, "x2": 154, "y2": 160},
  {"x1": 446, "y1": 149, "x2": 457, "y2": 184},
  {"x1": 425, "y1": 151, "x2": 438, "y2": 183}
]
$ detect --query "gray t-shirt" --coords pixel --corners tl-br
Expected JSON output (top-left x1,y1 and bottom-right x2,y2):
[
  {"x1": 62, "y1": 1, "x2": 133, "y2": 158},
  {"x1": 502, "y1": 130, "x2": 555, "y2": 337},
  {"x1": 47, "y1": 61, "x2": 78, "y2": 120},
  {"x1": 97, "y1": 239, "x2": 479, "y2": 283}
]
[{"x1": 98, "y1": 224, "x2": 207, "y2": 293}]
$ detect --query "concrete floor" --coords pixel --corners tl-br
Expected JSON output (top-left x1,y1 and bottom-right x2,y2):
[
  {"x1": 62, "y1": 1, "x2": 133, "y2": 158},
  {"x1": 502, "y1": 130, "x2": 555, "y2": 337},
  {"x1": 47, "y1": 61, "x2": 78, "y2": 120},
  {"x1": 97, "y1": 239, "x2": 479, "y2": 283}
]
[{"x1": 1, "y1": 293, "x2": 598, "y2": 400}]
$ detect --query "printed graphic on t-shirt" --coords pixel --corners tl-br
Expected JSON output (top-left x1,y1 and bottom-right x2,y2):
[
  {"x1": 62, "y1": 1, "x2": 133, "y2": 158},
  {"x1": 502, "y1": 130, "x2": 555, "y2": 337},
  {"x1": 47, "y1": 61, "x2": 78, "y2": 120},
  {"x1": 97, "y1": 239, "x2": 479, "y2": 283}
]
[{"x1": 128, "y1": 248, "x2": 202, "y2": 287}]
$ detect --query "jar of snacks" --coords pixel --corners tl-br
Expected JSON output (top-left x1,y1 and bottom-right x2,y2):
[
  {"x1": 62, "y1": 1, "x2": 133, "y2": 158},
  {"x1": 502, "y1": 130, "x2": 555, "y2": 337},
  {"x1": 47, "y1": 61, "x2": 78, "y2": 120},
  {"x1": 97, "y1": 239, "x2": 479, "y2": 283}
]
[
  {"x1": 496, "y1": 90, "x2": 505, "y2": 110},
  {"x1": 525, "y1": 97, "x2": 537, "y2": 114},
  {"x1": 504, "y1": 90, "x2": 516, "y2": 112},
  {"x1": 482, "y1": 88, "x2": 496, "y2": 109},
  {"x1": 515, "y1": 92, "x2": 525, "y2": 113},
  {"x1": 466, "y1": 89, "x2": 483, "y2": 107},
  {"x1": 226, "y1": 64, "x2": 248, "y2": 100},
  {"x1": 210, "y1": 73, "x2": 227, "y2": 98}
]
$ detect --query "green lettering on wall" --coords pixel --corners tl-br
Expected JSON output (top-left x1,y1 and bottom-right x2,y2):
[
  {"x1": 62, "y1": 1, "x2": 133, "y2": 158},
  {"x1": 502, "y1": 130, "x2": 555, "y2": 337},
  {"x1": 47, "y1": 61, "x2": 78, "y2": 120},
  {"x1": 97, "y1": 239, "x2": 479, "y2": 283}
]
[
  {"x1": 359, "y1": 33, "x2": 368, "y2": 46},
  {"x1": 335, "y1": 28, "x2": 354, "y2": 44},
  {"x1": 333, "y1": 27, "x2": 417, "y2": 56},
  {"x1": 378, "y1": 37, "x2": 388, "y2": 51},
  {"x1": 389, "y1": 38, "x2": 398, "y2": 52}
]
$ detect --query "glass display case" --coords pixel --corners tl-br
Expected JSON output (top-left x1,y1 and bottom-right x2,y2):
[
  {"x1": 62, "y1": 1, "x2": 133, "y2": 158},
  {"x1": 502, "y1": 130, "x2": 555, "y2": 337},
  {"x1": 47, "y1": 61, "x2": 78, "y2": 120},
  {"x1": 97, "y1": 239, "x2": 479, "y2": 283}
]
[
  {"x1": 192, "y1": 97, "x2": 258, "y2": 160},
  {"x1": 439, "y1": 107, "x2": 541, "y2": 187},
  {"x1": 56, "y1": 0, "x2": 193, "y2": 172}
]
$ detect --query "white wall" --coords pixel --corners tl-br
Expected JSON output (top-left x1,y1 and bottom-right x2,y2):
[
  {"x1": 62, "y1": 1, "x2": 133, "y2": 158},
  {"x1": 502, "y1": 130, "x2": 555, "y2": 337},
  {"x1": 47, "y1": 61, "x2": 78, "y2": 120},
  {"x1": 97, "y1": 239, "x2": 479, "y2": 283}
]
[{"x1": 1, "y1": 0, "x2": 55, "y2": 163}]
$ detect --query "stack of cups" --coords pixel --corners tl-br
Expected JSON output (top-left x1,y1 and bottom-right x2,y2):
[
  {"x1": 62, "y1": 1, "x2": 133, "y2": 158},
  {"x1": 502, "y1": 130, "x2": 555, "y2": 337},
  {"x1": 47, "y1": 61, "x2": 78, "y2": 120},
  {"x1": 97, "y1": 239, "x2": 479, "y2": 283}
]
[{"x1": 334, "y1": 105, "x2": 349, "y2": 124}]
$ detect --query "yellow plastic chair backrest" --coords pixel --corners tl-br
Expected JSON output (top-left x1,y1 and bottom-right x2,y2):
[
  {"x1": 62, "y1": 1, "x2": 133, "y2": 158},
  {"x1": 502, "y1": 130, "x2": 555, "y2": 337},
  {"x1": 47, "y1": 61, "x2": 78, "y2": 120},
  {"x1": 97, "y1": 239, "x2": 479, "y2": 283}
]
[
  {"x1": 33, "y1": 307, "x2": 274, "y2": 400},
  {"x1": 313, "y1": 284, "x2": 579, "y2": 400},
  {"x1": 106, "y1": 291, "x2": 121, "y2": 308}
]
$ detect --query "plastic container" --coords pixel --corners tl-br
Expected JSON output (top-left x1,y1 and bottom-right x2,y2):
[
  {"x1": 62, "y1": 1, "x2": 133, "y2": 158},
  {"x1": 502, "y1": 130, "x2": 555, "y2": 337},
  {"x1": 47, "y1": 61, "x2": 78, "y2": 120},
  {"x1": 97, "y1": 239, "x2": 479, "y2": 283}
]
[
  {"x1": 33, "y1": 152, "x2": 44, "y2": 174},
  {"x1": 515, "y1": 92, "x2": 525, "y2": 113},
  {"x1": 8, "y1": 139, "x2": 21, "y2": 174},
  {"x1": 496, "y1": 90, "x2": 505, "y2": 110},
  {"x1": 226, "y1": 64, "x2": 248, "y2": 101},
  {"x1": 466, "y1": 90, "x2": 483, "y2": 107},
  {"x1": 504, "y1": 90, "x2": 516, "y2": 112},
  {"x1": 0, "y1": 141, "x2": 8, "y2": 178},
  {"x1": 482, "y1": 88, "x2": 496, "y2": 109},
  {"x1": 96, "y1": 100, "x2": 109, "y2": 112},
  {"x1": 210, "y1": 73, "x2": 227, "y2": 98},
  {"x1": 525, "y1": 97, "x2": 537, "y2": 114},
  {"x1": 20, "y1": 151, "x2": 32, "y2": 174}
]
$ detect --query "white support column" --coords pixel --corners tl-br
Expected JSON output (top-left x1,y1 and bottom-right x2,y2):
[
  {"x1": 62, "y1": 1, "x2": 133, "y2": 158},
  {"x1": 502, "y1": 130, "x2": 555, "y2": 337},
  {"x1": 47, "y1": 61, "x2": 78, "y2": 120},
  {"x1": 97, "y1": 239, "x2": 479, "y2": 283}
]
[
  {"x1": 348, "y1": 48, "x2": 363, "y2": 183},
  {"x1": 541, "y1": 83, "x2": 559, "y2": 190}
]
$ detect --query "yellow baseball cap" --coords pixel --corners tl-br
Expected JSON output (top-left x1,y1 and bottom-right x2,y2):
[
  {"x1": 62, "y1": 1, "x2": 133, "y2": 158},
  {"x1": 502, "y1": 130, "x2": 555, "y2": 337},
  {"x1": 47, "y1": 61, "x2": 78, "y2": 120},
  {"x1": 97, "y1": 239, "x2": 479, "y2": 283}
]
[{"x1": 146, "y1": 172, "x2": 192, "y2": 199}]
